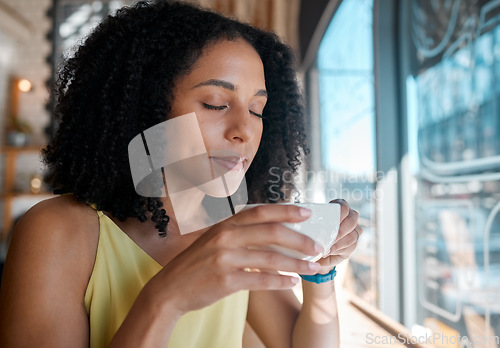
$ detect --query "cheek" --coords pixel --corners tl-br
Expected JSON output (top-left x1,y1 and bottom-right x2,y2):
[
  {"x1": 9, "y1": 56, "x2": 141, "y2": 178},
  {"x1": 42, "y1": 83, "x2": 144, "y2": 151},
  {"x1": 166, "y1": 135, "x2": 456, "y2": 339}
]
[
  {"x1": 168, "y1": 93, "x2": 202, "y2": 119},
  {"x1": 254, "y1": 126, "x2": 263, "y2": 148},
  {"x1": 195, "y1": 117, "x2": 220, "y2": 147}
]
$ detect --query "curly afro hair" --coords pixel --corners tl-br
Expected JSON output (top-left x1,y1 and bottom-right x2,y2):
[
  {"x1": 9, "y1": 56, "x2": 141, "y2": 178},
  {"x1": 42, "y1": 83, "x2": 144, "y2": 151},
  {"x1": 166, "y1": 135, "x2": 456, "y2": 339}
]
[{"x1": 43, "y1": 0, "x2": 309, "y2": 236}]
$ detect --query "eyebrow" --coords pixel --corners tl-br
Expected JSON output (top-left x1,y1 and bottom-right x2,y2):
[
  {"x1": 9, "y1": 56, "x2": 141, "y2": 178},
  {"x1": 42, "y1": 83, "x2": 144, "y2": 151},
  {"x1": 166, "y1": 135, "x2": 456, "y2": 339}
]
[{"x1": 193, "y1": 79, "x2": 268, "y2": 98}]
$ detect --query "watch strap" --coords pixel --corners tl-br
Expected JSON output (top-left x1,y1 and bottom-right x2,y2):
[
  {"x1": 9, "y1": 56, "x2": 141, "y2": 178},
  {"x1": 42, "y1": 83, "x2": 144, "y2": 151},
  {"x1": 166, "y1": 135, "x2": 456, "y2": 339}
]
[{"x1": 299, "y1": 266, "x2": 337, "y2": 284}]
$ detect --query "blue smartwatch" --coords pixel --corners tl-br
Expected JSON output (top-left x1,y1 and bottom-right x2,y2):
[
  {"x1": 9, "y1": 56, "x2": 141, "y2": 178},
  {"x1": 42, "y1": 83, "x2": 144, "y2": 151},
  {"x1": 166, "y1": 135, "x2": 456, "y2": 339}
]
[{"x1": 299, "y1": 267, "x2": 337, "y2": 284}]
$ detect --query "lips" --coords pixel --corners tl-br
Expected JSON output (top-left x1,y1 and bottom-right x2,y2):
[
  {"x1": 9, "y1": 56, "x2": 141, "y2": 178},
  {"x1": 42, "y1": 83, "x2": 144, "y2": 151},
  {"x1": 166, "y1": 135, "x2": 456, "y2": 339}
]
[{"x1": 210, "y1": 155, "x2": 247, "y2": 172}]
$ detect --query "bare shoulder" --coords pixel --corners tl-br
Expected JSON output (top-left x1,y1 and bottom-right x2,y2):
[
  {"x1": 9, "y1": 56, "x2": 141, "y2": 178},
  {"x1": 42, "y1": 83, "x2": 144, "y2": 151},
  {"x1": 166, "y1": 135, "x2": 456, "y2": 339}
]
[
  {"x1": 10, "y1": 194, "x2": 99, "y2": 262},
  {"x1": 5, "y1": 193, "x2": 100, "y2": 294},
  {"x1": 18, "y1": 193, "x2": 98, "y2": 232},
  {"x1": 0, "y1": 195, "x2": 99, "y2": 347}
]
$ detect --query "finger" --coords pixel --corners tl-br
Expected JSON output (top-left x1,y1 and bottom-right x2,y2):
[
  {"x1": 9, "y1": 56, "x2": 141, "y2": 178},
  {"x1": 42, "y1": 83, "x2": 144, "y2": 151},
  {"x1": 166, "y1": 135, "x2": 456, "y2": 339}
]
[
  {"x1": 229, "y1": 223, "x2": 321, "y2": 257},
  {"x1": 318, "y1": 242, "x2": 358, "y2": 270},
  {"x1": 329, "y1": 199, "x2": 350, "y2": 221},
  {"x1": 231, "y1": 204, "x2": 312, "y2": 226},
  {"x1": 330, "y1": 226, "x2": 362, "y2": 253},
  {"x1": 335, "y1": 209, "x2": 359, "y2": 241},
  {"x1": 236, "y1": 271, "x2": 300, "y2": 291},
  {"x1": 226, "y1": 249, "x2": 321, "y2": 275}
]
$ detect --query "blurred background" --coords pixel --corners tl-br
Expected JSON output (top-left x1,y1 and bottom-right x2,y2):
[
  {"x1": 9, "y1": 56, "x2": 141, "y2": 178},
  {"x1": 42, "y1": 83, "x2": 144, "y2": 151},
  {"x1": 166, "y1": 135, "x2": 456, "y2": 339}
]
[{"x1": 0, "y1": 0, "x2": 499, "y2": 347}]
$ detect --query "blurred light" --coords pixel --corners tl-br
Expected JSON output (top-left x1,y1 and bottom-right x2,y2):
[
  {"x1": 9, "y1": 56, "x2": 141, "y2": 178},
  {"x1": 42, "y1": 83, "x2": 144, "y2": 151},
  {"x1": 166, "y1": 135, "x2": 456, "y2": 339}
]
[
  {"x1": 18, "y1": 79, "x2": 32, "y2": 92},
  {"x1": 92, "y1": 1, "x2": 103, "y2": 12},
  {"x1": 30, "y1": 175, "x2": 42, "y2": 194},
  {"x1": 59, "y1": 22, "x2": 74, "y2": 38}
]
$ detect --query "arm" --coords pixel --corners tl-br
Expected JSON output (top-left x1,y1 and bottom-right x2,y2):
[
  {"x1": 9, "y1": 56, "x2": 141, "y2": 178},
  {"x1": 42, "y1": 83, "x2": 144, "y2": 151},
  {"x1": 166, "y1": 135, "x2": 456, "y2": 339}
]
[
  {"x1": 246, "y1": 281, "x2": 340, "y2": 348},
  {"x1": 110, "y1": 204, "x2": 324, "y2": 347},
  {"x1": 0, "y1": 196, "x2": 98, "y2": 347},
  {"x1": 247, "y1": 199, "x2": 361, "y2": 348},
  {"x1": 292, "y1": 281, "x2": 340, "y2": 348}
]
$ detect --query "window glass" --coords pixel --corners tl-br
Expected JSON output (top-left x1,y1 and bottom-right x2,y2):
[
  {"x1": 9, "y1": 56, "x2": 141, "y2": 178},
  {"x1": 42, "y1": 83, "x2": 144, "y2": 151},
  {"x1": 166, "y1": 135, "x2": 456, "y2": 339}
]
[
  {"x1": 316, "y1": 0, "x2": 377, "y2": 306},
  {"x1": 409, "y1": 0, "x2": 500, "y2": 343},
  {"x1": 54, "y1": 0, "x2": 133, "y2": 62}
]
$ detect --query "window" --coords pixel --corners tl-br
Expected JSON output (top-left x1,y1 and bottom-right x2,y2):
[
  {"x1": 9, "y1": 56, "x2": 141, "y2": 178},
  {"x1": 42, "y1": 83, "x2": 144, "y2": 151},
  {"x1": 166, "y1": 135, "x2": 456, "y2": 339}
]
[
  {"x1": 407, "y1": 0, "x2": 500, "y2": 342},
  {"x1": 312, "y1": 0, "x2": 378, "y2": 306}
]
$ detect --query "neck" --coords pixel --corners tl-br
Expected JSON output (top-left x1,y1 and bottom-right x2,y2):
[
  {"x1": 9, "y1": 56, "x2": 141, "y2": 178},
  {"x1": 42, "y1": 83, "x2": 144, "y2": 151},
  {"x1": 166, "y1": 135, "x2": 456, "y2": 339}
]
[{"x1": 161, "y1": 186, "x2": 211, "y2": 235}]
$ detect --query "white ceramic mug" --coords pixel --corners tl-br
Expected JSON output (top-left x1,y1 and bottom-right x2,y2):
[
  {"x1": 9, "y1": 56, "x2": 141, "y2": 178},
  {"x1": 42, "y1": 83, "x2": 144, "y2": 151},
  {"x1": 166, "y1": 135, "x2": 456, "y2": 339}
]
[{"x1": 239, "y1": 203, "x2": 341, "y2": 262}]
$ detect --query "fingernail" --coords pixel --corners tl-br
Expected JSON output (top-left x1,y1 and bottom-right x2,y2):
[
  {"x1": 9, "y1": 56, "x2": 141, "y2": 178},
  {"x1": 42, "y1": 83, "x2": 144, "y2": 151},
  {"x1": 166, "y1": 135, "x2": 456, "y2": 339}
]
[
  {"x1": 308, "y1": 262, "x2": 321, "y2": 271},
  {"x1": 299, "y1": 208, "x2": 312, "y2": 217},
  {"x1": 290, "y1": 277, "x2": 300, "y2": 284}
]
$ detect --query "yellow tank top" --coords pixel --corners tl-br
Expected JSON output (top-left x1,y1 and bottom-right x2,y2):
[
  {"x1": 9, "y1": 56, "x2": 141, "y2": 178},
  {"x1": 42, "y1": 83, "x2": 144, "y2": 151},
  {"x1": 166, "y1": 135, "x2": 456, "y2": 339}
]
[{"x1": 84, "y1": 210, "x2": 249, "y2": 348}]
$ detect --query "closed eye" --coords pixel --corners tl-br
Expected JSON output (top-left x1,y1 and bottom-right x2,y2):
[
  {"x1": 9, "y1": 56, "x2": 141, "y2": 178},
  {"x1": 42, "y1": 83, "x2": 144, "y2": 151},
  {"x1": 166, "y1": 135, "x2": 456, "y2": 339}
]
[
  {"x1": 250, "y1": 110, "x2": 263, "y2": 118},
  {"x1": 203, "y1": 103, "x2": 264, "y2": 119},
  {"x1": 203, "y1": 103, "x2": 227, "y2": 111}
]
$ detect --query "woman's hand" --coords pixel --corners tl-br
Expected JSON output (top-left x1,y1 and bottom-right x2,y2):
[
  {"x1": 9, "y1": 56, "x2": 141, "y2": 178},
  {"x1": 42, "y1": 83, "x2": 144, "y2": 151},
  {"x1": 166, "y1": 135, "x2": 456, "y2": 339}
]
[
  {"x1": 316, "y1": 199, "x2": 362, "y2": 274},
  {"x1": 147, "y1": 204, "x2": 324, "y2": 316}
]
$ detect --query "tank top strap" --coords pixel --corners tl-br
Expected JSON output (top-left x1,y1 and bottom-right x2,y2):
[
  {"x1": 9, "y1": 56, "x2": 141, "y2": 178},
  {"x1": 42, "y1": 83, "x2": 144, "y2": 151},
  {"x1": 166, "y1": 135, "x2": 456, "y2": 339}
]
[{"x1": 87, "y1": 202, "x2": 104, "y2": 218}]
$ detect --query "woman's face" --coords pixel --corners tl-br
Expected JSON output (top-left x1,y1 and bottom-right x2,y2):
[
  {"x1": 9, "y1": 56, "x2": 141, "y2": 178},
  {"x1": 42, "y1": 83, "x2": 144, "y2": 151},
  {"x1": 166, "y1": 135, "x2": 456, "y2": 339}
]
[{"x1": 168, "y1": 39, "x2": 267, "y2": 197}]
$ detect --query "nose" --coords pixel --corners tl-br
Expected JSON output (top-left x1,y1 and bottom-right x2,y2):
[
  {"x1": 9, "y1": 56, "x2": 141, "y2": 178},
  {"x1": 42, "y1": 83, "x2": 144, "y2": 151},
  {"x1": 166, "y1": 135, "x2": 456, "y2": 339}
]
[{"x1": 223, "y1": 104, "x2": 260, "y2": 143}]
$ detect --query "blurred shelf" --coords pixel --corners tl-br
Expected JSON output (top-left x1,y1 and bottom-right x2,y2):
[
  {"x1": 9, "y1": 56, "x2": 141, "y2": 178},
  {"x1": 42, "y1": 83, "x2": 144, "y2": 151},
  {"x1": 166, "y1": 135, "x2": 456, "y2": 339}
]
[
  {"x1": 0, "y1": 145, "x2": 44, "y2": 154},
  {"x1": 1, "y1": 192, "x2": 52, "y2": 199},
  {"x1": 0, "y1": 145, "x2": 49, "y2": 242}
]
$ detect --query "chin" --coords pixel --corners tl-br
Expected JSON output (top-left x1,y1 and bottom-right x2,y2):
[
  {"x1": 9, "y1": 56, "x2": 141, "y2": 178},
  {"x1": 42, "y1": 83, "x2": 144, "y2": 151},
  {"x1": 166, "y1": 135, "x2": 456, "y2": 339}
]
[{"x1": 196, "y1": 170, "x2": 246, "y2": 197}]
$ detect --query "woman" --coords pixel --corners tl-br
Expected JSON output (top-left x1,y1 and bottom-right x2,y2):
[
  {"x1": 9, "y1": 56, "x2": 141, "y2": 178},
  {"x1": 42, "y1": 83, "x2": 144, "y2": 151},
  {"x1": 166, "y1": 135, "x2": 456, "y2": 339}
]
[{"x1": 0, "y1": 1, "x2": 361, "y2": 347}]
